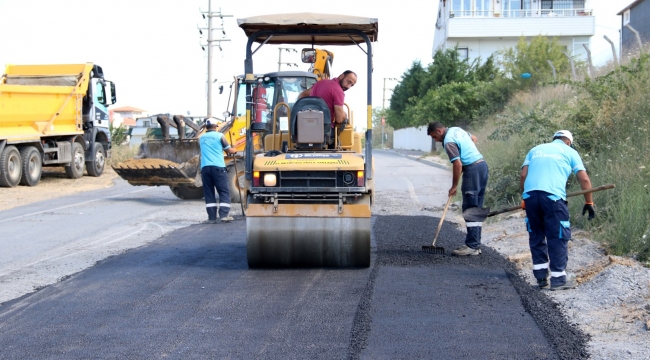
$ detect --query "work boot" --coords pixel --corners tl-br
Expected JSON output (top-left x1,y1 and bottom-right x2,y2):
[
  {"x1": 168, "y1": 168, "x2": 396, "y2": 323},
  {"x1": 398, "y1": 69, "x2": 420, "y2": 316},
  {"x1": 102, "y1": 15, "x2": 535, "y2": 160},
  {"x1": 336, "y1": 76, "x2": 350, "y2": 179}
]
[
  {"x1": 220, "y1": 216, "x2": 234, "y2": 223},
  {"x1": 202, "y1": 219, "x2": 217, "y2": 224},
  {"x1": 536, "y1": 276, "x2": 550, "y2": 289},
  {"x1": 550, "y1": 273, "x2": 577, "y2": 291},
  {"x1": 452, "y1": 245, "x2": 481, "y2": 256}
]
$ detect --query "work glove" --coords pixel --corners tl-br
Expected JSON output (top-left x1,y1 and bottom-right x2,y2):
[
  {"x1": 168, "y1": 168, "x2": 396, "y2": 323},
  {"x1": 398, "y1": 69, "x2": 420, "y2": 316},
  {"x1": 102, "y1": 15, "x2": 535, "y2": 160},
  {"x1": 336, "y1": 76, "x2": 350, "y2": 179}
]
[
  {"x1": 582, "y1": 202, "x2": 596, "y2": 220},
  {"x1": 521, "y1": 200, "x2": 526, "y2": 210}
]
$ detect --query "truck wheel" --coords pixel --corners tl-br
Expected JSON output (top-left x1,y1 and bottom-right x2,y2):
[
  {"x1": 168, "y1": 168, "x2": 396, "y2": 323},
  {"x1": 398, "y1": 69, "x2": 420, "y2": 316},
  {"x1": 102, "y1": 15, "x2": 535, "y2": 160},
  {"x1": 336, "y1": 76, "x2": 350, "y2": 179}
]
[
  {"x1": 0, "y1": 145, "x2": 22, "y2": 187},
  {"x1": 227, "y1": 160, "x2": 244, "y2": 203},
  {"x1": 86, "y1": 143, "x2": 105, "y2": 177},
  {"x1": 19, "y1": 146, "x2": 42, "y2": 186},
  {"x1": 64, "y1": 142, "x2": 85, "y2": 179},
  {"x1": 169, "y1": 184, "x2": 204, "y2": 200}
]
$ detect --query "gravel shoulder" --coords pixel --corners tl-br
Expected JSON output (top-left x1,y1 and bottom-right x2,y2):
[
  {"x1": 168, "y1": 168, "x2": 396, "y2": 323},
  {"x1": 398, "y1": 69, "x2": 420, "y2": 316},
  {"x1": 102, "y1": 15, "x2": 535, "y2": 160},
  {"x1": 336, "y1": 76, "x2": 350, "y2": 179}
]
[{"x1": 392, "y1": 149, "x2": 650, "y2": 360}]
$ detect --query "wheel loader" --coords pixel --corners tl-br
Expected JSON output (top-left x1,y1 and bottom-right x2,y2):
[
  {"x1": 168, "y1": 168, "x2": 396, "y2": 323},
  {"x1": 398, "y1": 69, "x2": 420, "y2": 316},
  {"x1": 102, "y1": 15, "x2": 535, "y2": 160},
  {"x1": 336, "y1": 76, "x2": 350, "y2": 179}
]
[
  {"x1": 237, "y1": 13, "x2": 377, "y2": 268},
  {"x1": 112, "y1": 49, "x2": 335, "y2": 201}
]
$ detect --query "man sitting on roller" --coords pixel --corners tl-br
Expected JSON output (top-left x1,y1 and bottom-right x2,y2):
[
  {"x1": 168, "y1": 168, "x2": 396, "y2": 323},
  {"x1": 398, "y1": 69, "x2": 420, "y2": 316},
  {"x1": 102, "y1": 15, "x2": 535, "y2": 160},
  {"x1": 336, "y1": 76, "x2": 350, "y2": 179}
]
[{"x1": 298, "y1": 70, "x2": 357, "y2": 142}]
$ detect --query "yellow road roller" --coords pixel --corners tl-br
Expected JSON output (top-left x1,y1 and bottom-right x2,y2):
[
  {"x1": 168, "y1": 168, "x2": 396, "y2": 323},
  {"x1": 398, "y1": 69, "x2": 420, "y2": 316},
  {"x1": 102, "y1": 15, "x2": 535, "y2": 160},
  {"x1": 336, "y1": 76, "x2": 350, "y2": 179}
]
[{"x1": 237, "y1": 13, "x2": 378, "y2": 267}]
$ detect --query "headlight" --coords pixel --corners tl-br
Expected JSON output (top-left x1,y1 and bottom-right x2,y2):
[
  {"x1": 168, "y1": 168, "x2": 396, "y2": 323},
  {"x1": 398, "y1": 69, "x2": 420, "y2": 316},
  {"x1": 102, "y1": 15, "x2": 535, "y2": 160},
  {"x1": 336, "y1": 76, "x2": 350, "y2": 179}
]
[{"x1": 263, "y1": 173, "x2": 277, "y2": 187}]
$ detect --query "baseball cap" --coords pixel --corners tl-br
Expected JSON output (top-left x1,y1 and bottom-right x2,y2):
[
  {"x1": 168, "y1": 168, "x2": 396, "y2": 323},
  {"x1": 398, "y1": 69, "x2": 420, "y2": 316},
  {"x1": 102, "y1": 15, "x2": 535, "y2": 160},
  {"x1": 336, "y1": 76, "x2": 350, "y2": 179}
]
[{"x1": 553, "y1": 130, "x2": 573, "y2": 144}]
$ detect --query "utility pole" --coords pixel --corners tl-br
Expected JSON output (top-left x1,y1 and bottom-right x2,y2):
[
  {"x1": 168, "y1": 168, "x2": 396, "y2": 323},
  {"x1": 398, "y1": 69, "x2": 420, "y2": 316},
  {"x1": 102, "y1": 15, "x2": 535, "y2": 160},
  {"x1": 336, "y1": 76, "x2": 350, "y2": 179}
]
[
  {"x1": 199, "y1": 1, "x2": 231, "y2": 118},
  {"x1": 278, "y1": 47, "x2": 298, "y2": 71},
  {"x1": 382, "y1": 77, "x2": 397, "y2": 149}
]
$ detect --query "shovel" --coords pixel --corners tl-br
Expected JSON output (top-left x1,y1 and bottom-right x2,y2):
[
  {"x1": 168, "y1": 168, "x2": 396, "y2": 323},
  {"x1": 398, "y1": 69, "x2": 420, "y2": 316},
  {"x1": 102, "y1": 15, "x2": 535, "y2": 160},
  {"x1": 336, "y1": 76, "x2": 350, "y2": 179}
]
[
  {"x1": 422, "y1": 195, "x2": 452, "y2": 255},
  {"x1": 462, "y1": 184, "x2": 616, "y2": 222}
]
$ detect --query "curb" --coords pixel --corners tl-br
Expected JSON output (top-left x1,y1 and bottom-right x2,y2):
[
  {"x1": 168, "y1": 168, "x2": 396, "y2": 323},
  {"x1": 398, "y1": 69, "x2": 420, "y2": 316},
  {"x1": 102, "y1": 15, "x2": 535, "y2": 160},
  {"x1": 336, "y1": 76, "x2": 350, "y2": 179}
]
[{"x1": 385, "y1": 149, "x2": 449, "y2": 171}]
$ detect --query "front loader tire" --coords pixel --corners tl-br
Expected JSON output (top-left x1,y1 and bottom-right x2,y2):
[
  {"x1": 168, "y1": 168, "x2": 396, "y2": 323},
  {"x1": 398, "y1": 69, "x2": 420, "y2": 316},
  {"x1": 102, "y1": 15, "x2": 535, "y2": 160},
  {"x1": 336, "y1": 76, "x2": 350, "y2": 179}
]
[
  {"x1": 0, "y1": 145, "x2": 22, "y2": 187},
  {"x1": 170, "y1": 184, "x2": 204, "y2": 200},
  {"x1": 227, "y1": 160, "x2": 244, "y2": 204}
]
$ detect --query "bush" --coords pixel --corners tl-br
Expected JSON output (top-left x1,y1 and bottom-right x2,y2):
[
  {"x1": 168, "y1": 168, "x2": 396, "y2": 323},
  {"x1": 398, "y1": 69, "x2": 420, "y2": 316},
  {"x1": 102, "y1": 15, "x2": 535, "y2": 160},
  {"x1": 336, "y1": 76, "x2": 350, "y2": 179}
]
[{"x1": 478, "y1": 54, "x2": 650, "y2": 263}]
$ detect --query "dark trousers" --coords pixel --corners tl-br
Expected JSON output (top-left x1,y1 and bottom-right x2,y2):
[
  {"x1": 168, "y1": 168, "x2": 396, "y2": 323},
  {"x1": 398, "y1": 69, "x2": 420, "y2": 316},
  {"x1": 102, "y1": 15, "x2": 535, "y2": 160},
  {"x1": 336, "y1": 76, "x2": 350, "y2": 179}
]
[
  {"x1": 524, "y1": 191, "x2": 571, "y2": 286},
  {"x1": 462, "y1": 161, "x2": 489, "y2": 249},
  {"x1": 201, "y1": 166, "x2": 230, "y2": 220}
]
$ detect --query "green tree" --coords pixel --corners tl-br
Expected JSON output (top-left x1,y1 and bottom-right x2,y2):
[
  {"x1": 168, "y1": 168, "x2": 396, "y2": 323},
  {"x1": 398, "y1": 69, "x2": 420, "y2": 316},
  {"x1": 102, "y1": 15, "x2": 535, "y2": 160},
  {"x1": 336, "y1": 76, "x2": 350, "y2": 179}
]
[
  {"x1": 109, "y1": 122, "x2": 128, "y2": 145},
  {"x1": 388, "y1": 61, "x2": 426, "y2": 129},
  {"x1": 498, "y1": 35, "x2": 571, "y2": 87}
]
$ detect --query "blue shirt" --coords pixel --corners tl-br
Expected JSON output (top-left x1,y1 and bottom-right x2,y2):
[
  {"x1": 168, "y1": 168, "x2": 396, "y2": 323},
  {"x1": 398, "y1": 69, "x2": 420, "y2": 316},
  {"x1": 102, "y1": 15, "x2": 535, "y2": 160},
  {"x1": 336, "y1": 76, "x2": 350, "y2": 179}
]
[
  {"x1": 199, "y1": 131, "x2": 230, "y2": 168},
  {"x1": 443, "y1": 127, "x2": 483, "y2": 166},
  {"x1": 522, "y1": 139, "x2": 586, "y2": 200}
]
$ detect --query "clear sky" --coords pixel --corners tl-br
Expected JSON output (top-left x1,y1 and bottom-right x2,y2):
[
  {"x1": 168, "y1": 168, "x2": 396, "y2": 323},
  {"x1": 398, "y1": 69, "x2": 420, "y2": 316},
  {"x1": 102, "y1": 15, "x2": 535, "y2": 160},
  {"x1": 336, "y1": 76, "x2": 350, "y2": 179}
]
[{"x1": 0, "y1": 0, "x2": 634, "y2": 130}]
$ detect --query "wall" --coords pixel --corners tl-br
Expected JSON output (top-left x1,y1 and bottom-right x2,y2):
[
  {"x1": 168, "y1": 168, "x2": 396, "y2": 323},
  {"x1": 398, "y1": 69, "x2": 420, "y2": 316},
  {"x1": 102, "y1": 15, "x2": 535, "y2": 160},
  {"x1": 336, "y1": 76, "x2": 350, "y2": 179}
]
[
  {"x1": 393, "y1": 126, "x2": 435, "y2": 152},
  {"x1": 447, "y1": 35, "x2": 590, "y2": 63},
  {"x1": 622, "y1": 0, "x2": 650, "y2": 53}
]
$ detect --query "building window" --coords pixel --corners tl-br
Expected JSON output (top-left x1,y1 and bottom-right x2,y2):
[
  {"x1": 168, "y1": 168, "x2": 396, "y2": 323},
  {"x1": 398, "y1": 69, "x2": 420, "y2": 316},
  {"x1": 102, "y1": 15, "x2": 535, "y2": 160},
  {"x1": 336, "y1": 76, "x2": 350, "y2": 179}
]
[
  {"x1": 624, "y1": 9, "x2": 630, "y2": 25},
  {"x1": 457, "y1": 47, "x2": 469, "y2": 60}
]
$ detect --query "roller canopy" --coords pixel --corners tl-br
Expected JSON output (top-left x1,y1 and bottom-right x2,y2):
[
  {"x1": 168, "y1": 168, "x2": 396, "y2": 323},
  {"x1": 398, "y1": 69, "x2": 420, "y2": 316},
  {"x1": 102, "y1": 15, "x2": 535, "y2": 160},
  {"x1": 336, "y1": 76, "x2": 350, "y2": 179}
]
[{"x1": 237, "y1": 12, "x2": 378, "y2": 45}]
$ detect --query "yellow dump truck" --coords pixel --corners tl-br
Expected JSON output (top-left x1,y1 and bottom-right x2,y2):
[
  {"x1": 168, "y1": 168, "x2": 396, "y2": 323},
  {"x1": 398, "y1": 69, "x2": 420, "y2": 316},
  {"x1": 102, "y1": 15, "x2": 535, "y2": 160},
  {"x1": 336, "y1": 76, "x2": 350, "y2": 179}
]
[{"x1": 0, "y1": 63, "x2": 116, "y2": 187}]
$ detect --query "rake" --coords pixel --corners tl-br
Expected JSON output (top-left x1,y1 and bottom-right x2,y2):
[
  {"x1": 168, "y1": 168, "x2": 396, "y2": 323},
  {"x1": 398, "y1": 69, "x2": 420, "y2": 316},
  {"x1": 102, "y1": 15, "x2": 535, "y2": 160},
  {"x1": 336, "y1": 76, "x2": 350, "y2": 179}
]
[{"x1": 422, "y1": 195, "x2": 452, "y2": 255}]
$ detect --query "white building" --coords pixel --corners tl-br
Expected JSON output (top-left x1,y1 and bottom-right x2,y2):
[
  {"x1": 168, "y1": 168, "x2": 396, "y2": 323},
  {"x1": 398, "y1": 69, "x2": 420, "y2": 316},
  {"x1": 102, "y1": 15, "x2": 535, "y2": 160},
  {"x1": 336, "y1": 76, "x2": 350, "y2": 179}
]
[{"x1": 433, "y1": 0, "x2": 596, "y2": 63}]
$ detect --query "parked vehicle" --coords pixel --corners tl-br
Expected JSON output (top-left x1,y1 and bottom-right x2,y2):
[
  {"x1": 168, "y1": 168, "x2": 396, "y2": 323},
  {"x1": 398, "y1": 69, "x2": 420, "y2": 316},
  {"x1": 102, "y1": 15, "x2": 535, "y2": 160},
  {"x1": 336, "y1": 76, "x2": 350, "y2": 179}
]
[{"x1": 0, "y1": 63, "x2": 116, "y2": 187}]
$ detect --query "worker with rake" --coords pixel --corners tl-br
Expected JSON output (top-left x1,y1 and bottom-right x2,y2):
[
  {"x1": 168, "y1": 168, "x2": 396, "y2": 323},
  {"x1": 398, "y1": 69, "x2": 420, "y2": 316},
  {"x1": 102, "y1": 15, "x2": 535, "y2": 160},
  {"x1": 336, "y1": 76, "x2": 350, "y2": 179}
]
[
  {"x1": 428, "y1": 122, "x2": 489, "y2": 256},
  {"x1": 520, "y1": 130, "x2": 595, "y2": 290},
  {"x1": 199, "y1": 120, "x2": 238, "y2": 224}
]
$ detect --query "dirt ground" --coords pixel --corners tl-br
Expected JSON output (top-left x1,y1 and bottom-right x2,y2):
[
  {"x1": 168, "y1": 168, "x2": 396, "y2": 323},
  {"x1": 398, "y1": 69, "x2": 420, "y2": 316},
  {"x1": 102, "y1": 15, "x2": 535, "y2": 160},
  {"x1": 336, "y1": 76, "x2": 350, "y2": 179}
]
[{"x1": 0, "y1": 167, "x2": 118, "y2": 212}]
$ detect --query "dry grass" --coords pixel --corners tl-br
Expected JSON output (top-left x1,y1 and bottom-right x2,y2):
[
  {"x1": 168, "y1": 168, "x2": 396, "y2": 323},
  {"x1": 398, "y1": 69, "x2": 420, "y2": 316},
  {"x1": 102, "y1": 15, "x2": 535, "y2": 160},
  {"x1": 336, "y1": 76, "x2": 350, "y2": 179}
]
[{"x1": 108, "y1": 145, "x2": 139, "y2": 167}]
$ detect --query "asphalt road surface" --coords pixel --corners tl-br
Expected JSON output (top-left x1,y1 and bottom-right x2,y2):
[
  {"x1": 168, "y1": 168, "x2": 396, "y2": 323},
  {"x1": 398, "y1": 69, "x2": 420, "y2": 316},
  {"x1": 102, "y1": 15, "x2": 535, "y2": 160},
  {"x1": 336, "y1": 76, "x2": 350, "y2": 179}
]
[{"x1": 0, "y1": 151, "x2": 588, "y2": 359}]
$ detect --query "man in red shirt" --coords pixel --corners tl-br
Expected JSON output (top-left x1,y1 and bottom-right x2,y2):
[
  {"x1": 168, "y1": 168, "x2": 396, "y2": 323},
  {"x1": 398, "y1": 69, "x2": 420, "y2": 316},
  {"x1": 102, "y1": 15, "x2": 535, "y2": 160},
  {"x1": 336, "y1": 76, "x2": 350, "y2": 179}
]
[{"x1": 299, "y1": 70, "x2": 357, "y2": 127}]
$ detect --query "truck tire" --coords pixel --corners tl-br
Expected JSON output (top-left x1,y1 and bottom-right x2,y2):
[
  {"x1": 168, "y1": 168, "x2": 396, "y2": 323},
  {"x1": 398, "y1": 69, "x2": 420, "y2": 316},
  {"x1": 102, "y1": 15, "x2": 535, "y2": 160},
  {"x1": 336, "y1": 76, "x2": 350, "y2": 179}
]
[
  {"x1": 227, "y1": 161, "x2": 244, "y2": 203},
  {"x1": 0, "y1": 145, "x2": 22, "y2": 187},
  {"x1": 86, "y1": 142, "x2": 105, "y2": 177},
  {"x1": 169, "y1": 184, "x2": 204, "y2": 200},
  {"x1": 65, "y1": 142, "x2": 85, "y2": 179},
  {"x1": 19, "y1": 146, "x2": 42, "y2": 186}
]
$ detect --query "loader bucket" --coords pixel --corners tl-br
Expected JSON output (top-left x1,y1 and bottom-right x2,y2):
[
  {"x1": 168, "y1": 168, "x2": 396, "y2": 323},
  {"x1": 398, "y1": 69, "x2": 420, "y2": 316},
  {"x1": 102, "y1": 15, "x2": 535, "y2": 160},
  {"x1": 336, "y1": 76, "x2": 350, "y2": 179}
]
[{"x1": 112, "y1": 139, "x2": 201, "y2": 186}]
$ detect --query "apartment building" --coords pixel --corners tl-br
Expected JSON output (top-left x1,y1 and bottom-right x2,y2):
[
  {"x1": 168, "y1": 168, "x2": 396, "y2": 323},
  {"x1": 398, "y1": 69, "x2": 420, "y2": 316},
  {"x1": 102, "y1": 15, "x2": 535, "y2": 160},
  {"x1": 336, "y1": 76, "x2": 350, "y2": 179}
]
[{"x1": 433, "y1": 0, "x2": 596, "y2": 62}]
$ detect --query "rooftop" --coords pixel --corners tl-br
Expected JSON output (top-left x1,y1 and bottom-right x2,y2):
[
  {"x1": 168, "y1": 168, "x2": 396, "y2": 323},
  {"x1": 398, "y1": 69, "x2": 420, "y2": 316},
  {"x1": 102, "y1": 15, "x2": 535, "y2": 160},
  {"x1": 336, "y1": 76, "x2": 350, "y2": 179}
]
[{"x1": 112, "y1": 106, "x2": 146, "y2": 113}]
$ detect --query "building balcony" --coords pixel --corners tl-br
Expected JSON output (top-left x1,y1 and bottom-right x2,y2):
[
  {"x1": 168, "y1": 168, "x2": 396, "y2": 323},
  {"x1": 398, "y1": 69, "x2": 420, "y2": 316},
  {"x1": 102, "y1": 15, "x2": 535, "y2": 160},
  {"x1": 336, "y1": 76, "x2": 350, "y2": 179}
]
[{"x1": 446, "y1": 9, "x2": 595, "y2": 38}]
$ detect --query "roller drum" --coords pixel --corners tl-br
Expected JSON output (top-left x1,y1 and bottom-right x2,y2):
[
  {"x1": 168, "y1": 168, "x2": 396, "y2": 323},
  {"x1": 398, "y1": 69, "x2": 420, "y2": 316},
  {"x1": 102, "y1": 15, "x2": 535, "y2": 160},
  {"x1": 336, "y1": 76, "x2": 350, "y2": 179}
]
[{"x1": 246, "y1": 216, "x2": 370, "y2": 268}]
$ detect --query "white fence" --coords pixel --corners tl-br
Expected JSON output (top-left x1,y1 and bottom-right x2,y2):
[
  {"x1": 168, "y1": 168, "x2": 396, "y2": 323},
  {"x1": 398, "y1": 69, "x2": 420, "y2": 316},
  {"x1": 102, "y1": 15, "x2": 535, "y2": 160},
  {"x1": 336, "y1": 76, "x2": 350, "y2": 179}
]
[{"x1": 393, "y1": 126, "x2": 436, "y2": 153}]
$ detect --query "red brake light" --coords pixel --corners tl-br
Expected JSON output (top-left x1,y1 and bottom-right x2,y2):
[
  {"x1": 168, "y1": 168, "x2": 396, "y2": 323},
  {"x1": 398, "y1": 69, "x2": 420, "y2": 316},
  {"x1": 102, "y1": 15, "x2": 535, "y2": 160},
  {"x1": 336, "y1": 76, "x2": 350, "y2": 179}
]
[
  {"x1": 357, "y1": 171, "x2": 365, "y2": 187},
  {"x1": 253, "y1": 171, "x2": 260, "y2": 187}
]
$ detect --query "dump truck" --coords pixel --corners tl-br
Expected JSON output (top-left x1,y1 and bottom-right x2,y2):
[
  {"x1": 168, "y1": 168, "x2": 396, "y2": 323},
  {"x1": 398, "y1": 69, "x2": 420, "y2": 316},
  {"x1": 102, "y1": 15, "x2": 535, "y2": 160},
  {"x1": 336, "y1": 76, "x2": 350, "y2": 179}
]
[
  {"x1": 237, "y1": 13, "x2": 377, "y2": 268},
  {"x1": 0, "y1": 63, "x2": 116, "y2": 187},
  {"x1": 112, "y1": 49, "x2": 335, "y2": 202}
]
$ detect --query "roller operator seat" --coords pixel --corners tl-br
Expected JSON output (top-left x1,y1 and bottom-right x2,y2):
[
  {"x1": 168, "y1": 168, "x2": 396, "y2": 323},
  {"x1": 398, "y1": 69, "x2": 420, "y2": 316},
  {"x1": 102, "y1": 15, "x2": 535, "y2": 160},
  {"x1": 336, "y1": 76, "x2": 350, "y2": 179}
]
[{"x1": 290, "y1": 96, "x2": 332, "y2": 150}]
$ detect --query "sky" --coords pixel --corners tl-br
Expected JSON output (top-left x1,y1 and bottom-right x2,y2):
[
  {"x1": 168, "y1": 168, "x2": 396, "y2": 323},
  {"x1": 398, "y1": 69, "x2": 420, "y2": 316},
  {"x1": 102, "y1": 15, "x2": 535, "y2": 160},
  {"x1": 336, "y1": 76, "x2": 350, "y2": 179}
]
[{"x1": 0, "y1": 0, "x2": 635, "y2": 131}]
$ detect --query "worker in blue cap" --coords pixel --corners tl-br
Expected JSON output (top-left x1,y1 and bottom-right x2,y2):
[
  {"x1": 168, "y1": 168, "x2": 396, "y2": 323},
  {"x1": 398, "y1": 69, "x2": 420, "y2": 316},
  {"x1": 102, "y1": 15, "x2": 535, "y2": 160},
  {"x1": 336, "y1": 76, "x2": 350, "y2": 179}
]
[{"x1": 200, "y1": 120, "x2": 237, "y2": 223}]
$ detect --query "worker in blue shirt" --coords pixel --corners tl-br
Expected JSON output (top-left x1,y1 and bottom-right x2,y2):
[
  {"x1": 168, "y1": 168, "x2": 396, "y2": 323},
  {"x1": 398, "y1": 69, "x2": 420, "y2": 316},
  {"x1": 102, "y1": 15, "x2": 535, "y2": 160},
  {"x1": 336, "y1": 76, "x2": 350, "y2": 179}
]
[
  {"x1": 428, "y1": 122, "x2": 489, "y2": 256},
  {"x1": 200, "y1": 120, "x2": 237, "y2": 223},
  {"x1": 520, "y1": 130, "x2": 595, "y2": 291}
]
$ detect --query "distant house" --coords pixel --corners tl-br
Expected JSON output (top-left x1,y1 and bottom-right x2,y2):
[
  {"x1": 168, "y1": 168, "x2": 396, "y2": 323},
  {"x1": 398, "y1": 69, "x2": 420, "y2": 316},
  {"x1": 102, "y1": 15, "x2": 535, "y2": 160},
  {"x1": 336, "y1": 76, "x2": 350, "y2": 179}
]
[
  {"x1": 618, "y1": 0, "x2": 650, "y2": 53},
  {"x1": 433, "y1": 0, "x2": 596, "y2": 63},
  {"x1": 111, "y1": 106, "x2": 147, "y2": 129}
]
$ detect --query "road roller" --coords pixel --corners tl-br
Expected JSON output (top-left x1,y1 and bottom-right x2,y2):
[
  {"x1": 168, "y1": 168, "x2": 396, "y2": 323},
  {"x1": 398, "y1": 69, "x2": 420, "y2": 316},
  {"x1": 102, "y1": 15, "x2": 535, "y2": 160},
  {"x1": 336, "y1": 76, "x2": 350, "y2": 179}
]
[{"x1": 236, "y1": 13, "x2": 378, "y2": 267}]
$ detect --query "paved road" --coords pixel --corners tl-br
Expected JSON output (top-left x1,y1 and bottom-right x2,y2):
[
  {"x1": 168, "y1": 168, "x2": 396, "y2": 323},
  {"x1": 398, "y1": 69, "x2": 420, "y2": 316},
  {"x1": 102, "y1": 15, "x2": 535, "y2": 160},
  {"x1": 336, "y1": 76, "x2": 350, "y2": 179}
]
[
  {"x1": 0, "y1": 151, "x2": 588, "y2": 359},
  {"x1": 0, "y1": 180, "x2": 209, "y2": 304}
]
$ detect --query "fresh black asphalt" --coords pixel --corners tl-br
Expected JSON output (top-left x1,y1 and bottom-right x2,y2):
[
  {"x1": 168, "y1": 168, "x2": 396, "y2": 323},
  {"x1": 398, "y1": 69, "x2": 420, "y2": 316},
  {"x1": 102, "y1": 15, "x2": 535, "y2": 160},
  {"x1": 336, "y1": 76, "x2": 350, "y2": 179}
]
[{"x1": 0, "y1": 215, "x2": 589, "y2": 359}]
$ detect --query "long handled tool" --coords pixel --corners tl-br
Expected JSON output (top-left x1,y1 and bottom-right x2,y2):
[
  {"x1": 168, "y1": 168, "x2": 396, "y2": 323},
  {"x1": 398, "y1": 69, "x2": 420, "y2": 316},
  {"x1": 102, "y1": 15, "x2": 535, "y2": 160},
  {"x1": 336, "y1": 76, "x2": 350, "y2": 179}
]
[
  {"x1": 228, "y1": 132, "x2": 246, "y2": 217},
  {"x1": 462, "y1": 184, "x2": 616, "y2": 222},
  {"x1": 422, "y1": 195, "x2": 452, "y2": 255}
]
